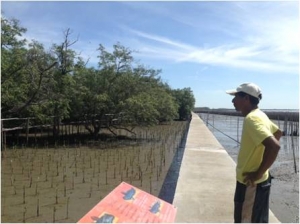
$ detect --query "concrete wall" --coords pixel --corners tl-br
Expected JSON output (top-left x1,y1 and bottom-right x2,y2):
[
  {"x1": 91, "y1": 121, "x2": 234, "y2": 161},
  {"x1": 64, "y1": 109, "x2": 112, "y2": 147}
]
[{"x1": 172, "y1": 112, "x2": 279, "y2": 223}]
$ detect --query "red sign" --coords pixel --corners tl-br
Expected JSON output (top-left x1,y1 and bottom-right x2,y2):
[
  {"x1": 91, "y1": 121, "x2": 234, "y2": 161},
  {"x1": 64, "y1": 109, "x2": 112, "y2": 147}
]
[{"x1": 78, "y1": 182, "x2": 177, "y2": 223}]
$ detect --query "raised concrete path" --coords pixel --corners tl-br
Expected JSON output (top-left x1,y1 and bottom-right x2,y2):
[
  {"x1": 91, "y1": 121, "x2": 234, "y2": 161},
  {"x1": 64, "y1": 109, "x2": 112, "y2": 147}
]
[{"x1": 173, "y1": 112, "x2": 279, "y2": 223}]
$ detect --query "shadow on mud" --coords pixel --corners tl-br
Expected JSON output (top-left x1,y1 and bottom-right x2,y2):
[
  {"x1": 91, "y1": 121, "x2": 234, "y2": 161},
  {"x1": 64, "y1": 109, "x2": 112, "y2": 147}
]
[{"x1": 158, "y1": 122, "x2": 189, "y2": 203}]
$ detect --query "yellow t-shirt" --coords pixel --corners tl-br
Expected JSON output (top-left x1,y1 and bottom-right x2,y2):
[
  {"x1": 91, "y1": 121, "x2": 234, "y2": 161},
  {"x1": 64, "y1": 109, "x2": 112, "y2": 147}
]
[{"x1": 237, "y1": 108, "x2": 279, "y2": 184}]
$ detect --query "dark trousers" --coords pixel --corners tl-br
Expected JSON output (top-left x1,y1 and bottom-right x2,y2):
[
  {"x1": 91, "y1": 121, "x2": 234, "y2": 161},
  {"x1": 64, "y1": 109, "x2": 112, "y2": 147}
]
[{"x1": 234, "y1": 175, "x2": 272, "y2": 223}]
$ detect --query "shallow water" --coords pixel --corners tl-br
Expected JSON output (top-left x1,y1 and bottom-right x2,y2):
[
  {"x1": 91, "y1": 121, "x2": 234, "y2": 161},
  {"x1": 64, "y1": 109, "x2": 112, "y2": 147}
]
[{"x1": 198, "y1": 113, "x2": 299, "y2": 171}]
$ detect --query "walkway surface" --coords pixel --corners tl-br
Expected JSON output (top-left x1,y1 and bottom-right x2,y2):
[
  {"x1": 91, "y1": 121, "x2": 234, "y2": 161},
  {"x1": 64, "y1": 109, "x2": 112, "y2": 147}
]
[{"x1": 172, "y1": 112, "x2": 279, "y2": 223}]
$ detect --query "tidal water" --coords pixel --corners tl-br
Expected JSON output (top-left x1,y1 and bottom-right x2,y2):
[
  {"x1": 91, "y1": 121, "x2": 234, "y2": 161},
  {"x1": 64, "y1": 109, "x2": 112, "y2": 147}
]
[{"x1": 198, "y1": 113, "x2": 299, "y2": 171}]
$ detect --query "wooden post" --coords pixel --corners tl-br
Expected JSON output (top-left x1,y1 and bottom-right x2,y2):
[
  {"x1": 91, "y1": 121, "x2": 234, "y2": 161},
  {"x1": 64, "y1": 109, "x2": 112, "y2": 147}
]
[{"x1": 284, "y1": 115, "x2": 288, "y2": 135}]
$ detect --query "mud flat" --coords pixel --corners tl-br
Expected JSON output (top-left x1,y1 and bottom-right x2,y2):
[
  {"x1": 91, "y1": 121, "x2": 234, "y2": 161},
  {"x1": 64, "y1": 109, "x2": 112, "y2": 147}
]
[{"x1": 1, "y1": 121, "x2": 189, "y2": 223}]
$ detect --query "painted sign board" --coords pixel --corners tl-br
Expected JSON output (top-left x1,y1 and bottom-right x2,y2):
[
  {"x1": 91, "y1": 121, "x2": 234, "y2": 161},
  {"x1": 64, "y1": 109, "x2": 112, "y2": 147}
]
[{"x1": 77, "y1": 182, "x2": 177, "y2": 223}]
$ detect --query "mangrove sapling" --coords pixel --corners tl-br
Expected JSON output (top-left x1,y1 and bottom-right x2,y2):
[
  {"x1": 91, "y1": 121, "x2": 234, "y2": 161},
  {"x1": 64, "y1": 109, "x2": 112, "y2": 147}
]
[
  {"x1": 53, "y1": 206, "x2": 56, "y2": 223},
  {"x1": 150, "y1": 177, "x2": 152, "y2": 194},
  {"x1": 39, "y1": 163, "x2": 42, "y2": 175},
  {"x1": 55, "y1": 187, "x2": 58, "y2": 204},
  {"x1": 82, "y1": 169, "x2": 85, "y2": 183},
  {"x1": 36, "y1": 195, "x2": 40, "y2": 217},
  {"x1": 72, "y1": 175, "x2": 75, "y2": 190},
  {"x1": 29, "y1": 175, "x2": 33, "y2": 188},
  {"x1": 10, "y1": 174, "x2": 14, "y2": 186},
  {"x1": 35, "y1": 182, "x2": 38, "y2": 196},
  {"x1": 89, "y1": 183, "x2": 92, "y2": 198},
  {"x1": 105, "y1": 169, "x2": 108, "y2": 185},
  {"x1": 64, "y1": 183, "x2": 67, "y2": 197},
  {"x1": 23, "y1": 185, "x2": 26, "y2": 204},
  {"x1": 13, "y1": 186, "x2": 17, "y2": 195},
  {"x1": 121, "y1": 169, "x2": 123, "y2": 181},
  {"x1": 98, "y1": 159, "x2": 101, "y2": 173},
  {"x1": 23, "y1": 206, "x2": 27, "y2": 223},
  {"x1": 63, "y1": 170, "x2": 66, "y2": 182},
  {"x1": 93, "y1": 162, "x2": 95, "y2": 178},
  {"x1": 66, "y1": 197, "x2": 70, "y2": 219},
  {"x1": 51, "y1": 176, "x2": 54, "y2": 188}
]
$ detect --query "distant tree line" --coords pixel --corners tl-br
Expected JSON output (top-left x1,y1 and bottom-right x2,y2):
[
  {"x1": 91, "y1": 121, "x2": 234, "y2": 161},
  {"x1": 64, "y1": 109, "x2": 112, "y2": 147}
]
[{"x1": 1, "y1": 15, "x2": 195, "y2": 137}]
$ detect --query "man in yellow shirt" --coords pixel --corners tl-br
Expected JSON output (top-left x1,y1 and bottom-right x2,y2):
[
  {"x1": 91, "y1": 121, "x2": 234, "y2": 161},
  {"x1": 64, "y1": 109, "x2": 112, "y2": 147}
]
[{"x1": 226, "y1": 83, "x2": 282, "y2": 223}]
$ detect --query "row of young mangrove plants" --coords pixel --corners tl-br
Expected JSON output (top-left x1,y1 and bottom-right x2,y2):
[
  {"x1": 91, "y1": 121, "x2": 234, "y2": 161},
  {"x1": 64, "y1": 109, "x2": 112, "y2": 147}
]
[{"x1": 1, "y1": 120, "x2": 190, "y2": 223}]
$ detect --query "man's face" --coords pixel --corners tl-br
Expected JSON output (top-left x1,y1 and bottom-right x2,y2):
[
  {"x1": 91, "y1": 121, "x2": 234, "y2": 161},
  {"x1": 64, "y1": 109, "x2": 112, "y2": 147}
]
[{"x1": 232, "y1": 93, "x2": 246, "y2": 111}]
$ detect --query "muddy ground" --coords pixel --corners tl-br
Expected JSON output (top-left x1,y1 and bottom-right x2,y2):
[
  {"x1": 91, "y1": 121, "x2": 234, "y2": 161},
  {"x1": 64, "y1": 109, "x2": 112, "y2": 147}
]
[{"x1": 1, "y1": 121, "x2": 188, "y2": 223}]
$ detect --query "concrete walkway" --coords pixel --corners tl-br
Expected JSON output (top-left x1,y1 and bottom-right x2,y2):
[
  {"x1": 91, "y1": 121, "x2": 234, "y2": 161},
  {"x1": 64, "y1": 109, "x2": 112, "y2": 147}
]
[{"x1": 173, "y1": 112, "x2": 279, "y2": 223}]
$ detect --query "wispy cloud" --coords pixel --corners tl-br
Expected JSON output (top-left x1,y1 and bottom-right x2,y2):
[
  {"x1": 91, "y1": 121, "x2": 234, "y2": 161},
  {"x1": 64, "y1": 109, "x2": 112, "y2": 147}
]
[
  {"x1": 125, "y1": 28, "x2": 298, "y2": 74},
  {"x1": 5, "y1": 1, "x2": 298, "y2": 74},
  {"x1": 118, "y1": 1, "x2": 299, "y2": 74}
]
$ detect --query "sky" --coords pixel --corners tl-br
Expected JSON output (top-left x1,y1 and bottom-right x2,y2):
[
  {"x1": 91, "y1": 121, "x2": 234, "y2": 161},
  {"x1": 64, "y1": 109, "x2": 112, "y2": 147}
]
[{"x1": 1, "y1": 1, "x2": 299, "y2": 109}]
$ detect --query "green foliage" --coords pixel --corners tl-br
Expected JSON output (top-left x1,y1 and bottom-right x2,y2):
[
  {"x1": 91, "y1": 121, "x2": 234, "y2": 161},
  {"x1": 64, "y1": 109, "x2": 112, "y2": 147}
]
[
  {"x1": 1, "y1": 16, "x2": 27, "y2": 49},
  {"x1": 172, "y1": 88, "x2": 195, "y2": 120},
  {"x1": 1, "y1": 15, "x2": 196, "y2": 137},
  {"x1": 1, "y1": 16, "x2": 57, "y2": 120}
]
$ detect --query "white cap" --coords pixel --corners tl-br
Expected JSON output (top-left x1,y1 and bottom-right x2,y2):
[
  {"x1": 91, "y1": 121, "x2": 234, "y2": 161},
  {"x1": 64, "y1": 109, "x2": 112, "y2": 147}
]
[{"x1": 226, "y1": 83, "x2": 262, "y2": 99}]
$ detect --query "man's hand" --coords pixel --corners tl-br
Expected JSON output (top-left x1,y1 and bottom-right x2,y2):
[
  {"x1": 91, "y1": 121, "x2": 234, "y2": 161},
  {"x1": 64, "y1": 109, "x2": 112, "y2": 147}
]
[
  {"x1": 243, "y1": 171, "x2": 263, "y2": 186},
  {"x1": 243, "y1": 136, "x2": 280, "y2": 186}
]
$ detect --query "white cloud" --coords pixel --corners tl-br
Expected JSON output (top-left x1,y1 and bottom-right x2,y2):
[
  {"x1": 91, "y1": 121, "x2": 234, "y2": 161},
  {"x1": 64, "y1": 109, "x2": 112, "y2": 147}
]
[
  {"x1": 6, "y1": 1, "x2": 298, "y2": 74},
  {"x1": 125, "y1": 28, "x2": 298, "y2": 74}
]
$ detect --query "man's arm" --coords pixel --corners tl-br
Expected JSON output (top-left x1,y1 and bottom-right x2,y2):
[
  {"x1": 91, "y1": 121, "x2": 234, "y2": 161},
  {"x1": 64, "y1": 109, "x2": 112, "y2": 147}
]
[
  {"x1": 273, "y1": 129, "x2": 282, "y2": 141},
  {"x1": 256, "y1": 136, "x2": 281, "y2": 176},
  {"x1": 243, "y1": 136, "x2": 281, "y2": 186}
]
